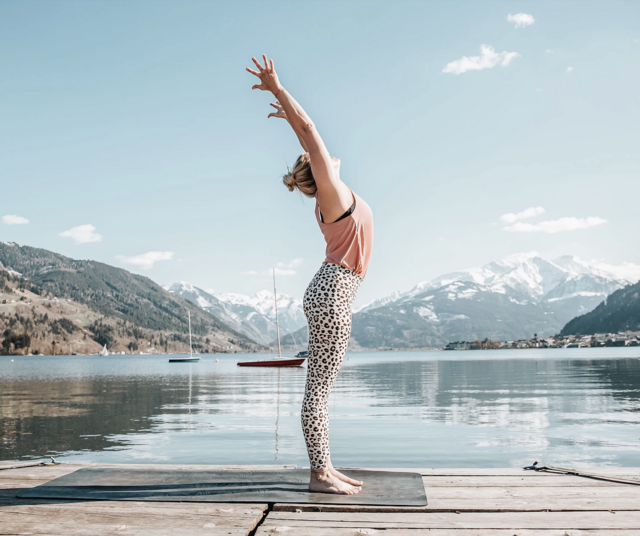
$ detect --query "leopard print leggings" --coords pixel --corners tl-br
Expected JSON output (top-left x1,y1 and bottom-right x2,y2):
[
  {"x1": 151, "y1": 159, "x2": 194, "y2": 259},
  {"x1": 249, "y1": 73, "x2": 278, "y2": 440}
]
[{"x1": 302, "y1": 262, "x2": 362, "y2": 470}]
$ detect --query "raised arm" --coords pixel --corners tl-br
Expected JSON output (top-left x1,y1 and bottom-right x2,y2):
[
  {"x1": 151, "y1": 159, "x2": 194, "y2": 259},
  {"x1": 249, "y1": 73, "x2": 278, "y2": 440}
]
[{"x1": 246, "y1": 55, "x2": 346, "y2": 199}]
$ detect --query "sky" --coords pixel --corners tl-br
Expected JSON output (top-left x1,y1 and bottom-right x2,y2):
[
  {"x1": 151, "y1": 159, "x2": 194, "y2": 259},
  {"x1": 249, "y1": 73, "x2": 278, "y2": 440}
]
[{"x1": 1, "y1": 0, "x2": 639, "y2": 308}]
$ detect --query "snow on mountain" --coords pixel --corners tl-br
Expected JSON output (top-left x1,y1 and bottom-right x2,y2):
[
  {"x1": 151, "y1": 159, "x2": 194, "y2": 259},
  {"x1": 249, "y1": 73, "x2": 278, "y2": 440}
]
[
  {"x1": 216, "y1": 290, "x2": 306, "y2": 337},
  {"x1": 165, "y1": 282, "x2": 305, "y2": 346},
  {"x1": 356, "y1": 291, "x2": 401, "y2": 313},
  {"x1": 350, "y1": 254, "x2": 640, "y2": 348},
  {"x1": 390, "y1": 253, "x2": 635, "y2": 307}
]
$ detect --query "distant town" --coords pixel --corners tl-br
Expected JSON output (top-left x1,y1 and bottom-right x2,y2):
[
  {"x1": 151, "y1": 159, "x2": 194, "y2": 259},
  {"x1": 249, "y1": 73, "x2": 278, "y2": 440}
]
[{"x1": 445, "y1": 332, "x2": 640, "y2": 350}]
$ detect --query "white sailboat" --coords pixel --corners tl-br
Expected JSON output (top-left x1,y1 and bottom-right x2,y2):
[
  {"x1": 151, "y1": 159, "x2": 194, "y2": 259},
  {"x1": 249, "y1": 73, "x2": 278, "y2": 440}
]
[
  {"x1": 169, "y1": 310, "x2": 201, "y2": 363},
  {"x1": 100, "y1": 344, "x2": 109, "y2": 357}
]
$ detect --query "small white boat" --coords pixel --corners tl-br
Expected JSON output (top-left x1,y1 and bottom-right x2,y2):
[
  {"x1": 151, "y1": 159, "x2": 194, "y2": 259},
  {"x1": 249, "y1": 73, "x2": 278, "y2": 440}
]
[
  {"x1": 169, "y1": 311, "x2": 201, "y2": 363},
  {"x1": 100, "y1": 344, "x2": 109, "y2": 357}
]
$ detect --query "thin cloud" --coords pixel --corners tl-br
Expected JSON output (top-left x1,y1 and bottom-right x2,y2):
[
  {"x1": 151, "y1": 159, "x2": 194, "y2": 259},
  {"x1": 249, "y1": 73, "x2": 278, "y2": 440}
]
[
  {"x1": 2, "y1": 215, "x2": 29, "y2": 225},
  {"x1": 59, "y1": 224, "x2": 102, "y2": 244},
  {"x1": 500, "y1": 207, "x2": 545, "y2": 224},
  {"x1": 503, "y1": 217, "x2": 607, "y2": 234},
  {"x1": 567, "y1": 66, "x2": 574, "y2": 73},
  {"x1": 116, "y1": 251, "x2": 174, "y2": 270},
  {"x1": 442, "y1": 45, "x2": 519, "y2": 75},
  {"x1": 274, "y1": 258, "x2": 303, "y2": 276},
  {"x1": 244, "y1": 258, "x2": 304, "y2": 277},
  {"x1": 507, "y1": 13, "x2": 535, "y2": 28},
  {"x1": 593, "y1": 261, "x2": 640, "y2": 282}
]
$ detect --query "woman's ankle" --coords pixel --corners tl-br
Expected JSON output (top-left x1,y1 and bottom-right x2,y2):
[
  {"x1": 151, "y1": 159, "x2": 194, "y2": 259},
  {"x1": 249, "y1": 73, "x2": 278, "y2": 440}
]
[{"x1": 311, "y1": 467, "x2": 331, "y2": 477}]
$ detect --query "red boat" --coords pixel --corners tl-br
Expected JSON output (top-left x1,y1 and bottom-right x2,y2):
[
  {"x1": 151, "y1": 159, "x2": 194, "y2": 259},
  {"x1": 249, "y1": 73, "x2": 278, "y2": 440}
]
[
  {"x1": 238, "y1": 270, "x2": 307, "y2": 368},
  {"x1": 237, "y1": 357, "x2": 305, "y2": 367}
]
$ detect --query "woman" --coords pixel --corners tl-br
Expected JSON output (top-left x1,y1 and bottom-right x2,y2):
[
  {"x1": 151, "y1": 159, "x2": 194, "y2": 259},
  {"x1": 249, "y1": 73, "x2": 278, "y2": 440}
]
[{"x1": 247, "y1": 55, "x2": 373, "y2": 495}]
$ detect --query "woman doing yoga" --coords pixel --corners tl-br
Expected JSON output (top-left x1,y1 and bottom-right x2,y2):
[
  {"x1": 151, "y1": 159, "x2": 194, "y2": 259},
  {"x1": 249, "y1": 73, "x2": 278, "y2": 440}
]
[{"x1": 247, "y1": 55, "x2": 373, "y2": 495}]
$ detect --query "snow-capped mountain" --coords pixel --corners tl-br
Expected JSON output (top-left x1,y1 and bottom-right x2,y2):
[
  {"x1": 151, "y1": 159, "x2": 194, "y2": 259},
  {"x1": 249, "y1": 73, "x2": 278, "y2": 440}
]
[
  {"x1": 165, "y1": 282, "x2": 305, "y2": 346},
  {"x1": 350, "y1": 253, "x2": 639, "y2": 348}
]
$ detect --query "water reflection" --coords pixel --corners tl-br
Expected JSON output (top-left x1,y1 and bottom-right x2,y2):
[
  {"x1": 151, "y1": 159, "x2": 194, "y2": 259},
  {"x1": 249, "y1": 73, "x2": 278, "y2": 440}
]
[{"x1": 1, "y1": 348, "x2": 639, "y2": 467}]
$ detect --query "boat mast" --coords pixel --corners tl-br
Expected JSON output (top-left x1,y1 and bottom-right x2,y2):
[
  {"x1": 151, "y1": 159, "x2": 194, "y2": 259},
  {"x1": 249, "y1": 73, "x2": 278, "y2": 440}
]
[
  {"x1": 273, "y1": 267, "x2": 282, "y2": 358},
  {"x1": 188, "y1": 310, "x2": 193, "y2": 358}
]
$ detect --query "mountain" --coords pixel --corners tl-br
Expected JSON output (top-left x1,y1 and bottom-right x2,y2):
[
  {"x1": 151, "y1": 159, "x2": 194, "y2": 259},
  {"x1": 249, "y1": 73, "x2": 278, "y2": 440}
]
[
  {"x1": 560, "y1": 280, "x2": 640, "y2": 335},
  {"x1": 0, "y1": 242, "x2": 260, "y2": 355},
  {"x1": 166, "y1": 283, "x2": 306, "y2": 346},
  {"x1": 350, "y1": 253, "x2": 639, "y2": 348}
]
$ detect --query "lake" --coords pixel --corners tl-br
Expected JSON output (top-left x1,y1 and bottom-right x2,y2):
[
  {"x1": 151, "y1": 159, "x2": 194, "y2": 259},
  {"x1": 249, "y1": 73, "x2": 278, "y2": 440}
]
[{"x1": 1, "y1": 348, "x2": 639, "y2": 468}]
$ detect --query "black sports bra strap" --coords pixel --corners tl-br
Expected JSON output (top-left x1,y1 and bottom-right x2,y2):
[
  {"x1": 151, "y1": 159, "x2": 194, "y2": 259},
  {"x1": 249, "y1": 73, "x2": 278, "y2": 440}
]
[{"x1": 319, "y1": 198, "x2": 356, "y2": 224}]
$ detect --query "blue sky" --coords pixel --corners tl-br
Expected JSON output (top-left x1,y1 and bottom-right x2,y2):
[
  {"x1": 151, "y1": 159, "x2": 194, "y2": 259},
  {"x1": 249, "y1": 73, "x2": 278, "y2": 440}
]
[{"x1": 1, "y1": 0, "x2": 639, "y2": 307}]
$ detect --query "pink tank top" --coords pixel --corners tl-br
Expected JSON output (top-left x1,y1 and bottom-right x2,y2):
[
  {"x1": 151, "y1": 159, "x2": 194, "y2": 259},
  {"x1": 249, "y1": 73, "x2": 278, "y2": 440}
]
[{"x1": 315, "y1": 190, "x2": 373, "y2": 279}]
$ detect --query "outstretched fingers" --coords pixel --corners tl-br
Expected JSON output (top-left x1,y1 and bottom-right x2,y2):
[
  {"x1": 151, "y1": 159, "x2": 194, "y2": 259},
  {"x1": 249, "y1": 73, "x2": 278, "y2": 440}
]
[
  {"x1": 246, "y1": 67, "x2": 261, "y2": 77},
  {"x1": 252, "y1": 57, "x2": 264, "y2": 71},
  {"x1": 262, "y1": 54, "x2": 269, "y2": 70}
]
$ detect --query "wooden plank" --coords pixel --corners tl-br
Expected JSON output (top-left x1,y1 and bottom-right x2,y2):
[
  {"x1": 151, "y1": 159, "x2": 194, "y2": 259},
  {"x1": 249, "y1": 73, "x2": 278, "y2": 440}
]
[
  {"x1": 0, "y1": 500, "x2": 266, "y2": 536},
  {"x1": 351, "y1": 468, "x2": 640, "y2": 476},
  {"x1": 273, "y1": 497, "x2": 640, "y2": 513},
  {"x1": 423, "y1": 486, "x2": 640, "y2": 498},
  {"x1": 0, "y1": 500, "x2": 266, "y2": 517},
  {"x1": 420, "y1": 475, "x2": 631, "y2": 487},
  {"x1": 0, "y1": 519, "x2": 259, "y2": 536},
  {"x1": 257, "y1": 529, "x2": 640, "y2": 535},
  {"x1": 0, "y1": 526, "x2": 239, "y2": 536},
  {"x1": 274, "y1": 483, "x2": 640, "y2": 513},
  {"x1": 262, "y1": 510, "x2": 640, "y2": 529},
  {"x1": 0, "y1": 506, "x2": 263, "y2": 522}
]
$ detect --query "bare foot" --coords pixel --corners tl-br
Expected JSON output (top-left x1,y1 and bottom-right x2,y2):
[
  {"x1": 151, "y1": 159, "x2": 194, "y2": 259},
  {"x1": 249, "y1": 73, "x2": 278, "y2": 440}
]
[
  {"x1": 309, "y1": 469, "x2": 361, "y2": 495},
  {"x1": 327, "y1": 460, "x2": 363, "y2": 487}
]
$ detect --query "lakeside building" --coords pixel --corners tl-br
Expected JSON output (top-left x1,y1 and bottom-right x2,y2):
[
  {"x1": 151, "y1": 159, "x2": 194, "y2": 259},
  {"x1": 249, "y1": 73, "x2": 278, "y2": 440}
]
[{"x1": 444, "y1": 332, "x2": 640, "y2": 350}]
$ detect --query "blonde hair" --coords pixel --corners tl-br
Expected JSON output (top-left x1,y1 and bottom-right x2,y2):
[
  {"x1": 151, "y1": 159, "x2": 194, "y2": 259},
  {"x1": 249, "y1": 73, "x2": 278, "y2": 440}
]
[{"x1": 283, "y1": 153, "x2": 316, "y2": 198}]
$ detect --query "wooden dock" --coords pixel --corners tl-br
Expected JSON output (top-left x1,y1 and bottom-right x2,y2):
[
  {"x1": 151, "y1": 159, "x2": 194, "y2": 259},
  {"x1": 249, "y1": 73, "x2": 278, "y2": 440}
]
[{"x1": 2, "y1": 463, "x2": 640, "y2": 535}]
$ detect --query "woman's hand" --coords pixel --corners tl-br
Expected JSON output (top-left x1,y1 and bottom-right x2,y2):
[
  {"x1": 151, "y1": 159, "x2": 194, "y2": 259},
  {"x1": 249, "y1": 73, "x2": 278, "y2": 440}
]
[
  {"x1": 268, "y1": 101, "x2": 287, "y2": 120},
  {"x1": 246, "y1": 55, "x2": 283, "y2": 95}
]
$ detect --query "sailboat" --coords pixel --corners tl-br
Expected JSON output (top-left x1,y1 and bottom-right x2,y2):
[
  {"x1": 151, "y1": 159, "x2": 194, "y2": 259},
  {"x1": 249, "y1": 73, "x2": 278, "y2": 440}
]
[
  {"x1": 237, "y1": 268, "x2": 306, "y2": 367},
  {"x1": 100, "y1": 344, "x2": 109, "y2": 357},
  {"x1": 169, "y1": 311, "x2": 201, "y2": 363}
]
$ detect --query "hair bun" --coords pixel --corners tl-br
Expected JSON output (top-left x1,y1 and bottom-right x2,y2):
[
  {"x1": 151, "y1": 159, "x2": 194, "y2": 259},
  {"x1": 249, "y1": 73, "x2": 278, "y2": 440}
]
[
  {"x1": 282, "y1": 153, "x2": 317, "y2": 198},
  {"x1": 282, "y1": 171, "x2": 296, "y2": 192}
]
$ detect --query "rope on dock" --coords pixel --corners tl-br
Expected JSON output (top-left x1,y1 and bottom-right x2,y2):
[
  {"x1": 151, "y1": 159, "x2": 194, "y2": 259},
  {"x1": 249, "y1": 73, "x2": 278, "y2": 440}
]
[
  {"x1": 527, "y1": 464, "x2": 640, "y2": 486},
  {"x1": 0, "y1": 457, "x2": 60, "y2": 471}
]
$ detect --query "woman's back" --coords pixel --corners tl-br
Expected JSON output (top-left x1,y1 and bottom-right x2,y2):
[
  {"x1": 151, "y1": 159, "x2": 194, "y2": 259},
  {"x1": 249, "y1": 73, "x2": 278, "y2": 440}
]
[{"x1": 315, "y1": 190, "x2": 373, "y2": 279}]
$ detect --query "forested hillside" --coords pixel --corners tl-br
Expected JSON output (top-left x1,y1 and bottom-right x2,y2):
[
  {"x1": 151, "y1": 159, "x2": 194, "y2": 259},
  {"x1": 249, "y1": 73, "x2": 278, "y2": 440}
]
[
  {"x1": 0, "y1": 242, "x2": 261, "y2": 355},
  {"x1": 561, "y1": 281, "x2": 640, "y2": 335}
]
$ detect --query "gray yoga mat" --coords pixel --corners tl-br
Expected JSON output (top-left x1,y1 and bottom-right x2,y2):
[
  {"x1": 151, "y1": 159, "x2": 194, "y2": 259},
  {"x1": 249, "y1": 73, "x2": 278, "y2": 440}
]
[{"x1": 17, "y1": 467, "x2": 427, "y2": 506}]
